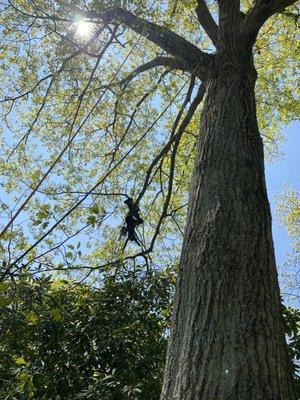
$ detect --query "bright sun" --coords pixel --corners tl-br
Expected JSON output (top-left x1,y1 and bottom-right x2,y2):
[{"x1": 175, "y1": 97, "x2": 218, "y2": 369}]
[{"x1": 75, "y1": 20, "x2": 93, "y2": 37}]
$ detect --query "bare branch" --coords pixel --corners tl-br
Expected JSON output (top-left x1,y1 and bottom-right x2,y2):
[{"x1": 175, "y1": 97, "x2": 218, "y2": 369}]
[
  {"x1": 242, "y1": 0, "x2": 299, "y2": 47},
  {"x1": 195, "y1": 0, "x2": 218, "y2": 47}
]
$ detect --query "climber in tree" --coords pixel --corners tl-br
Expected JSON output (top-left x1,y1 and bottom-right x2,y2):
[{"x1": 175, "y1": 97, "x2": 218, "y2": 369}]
[{"x1": 122, "y1": 197, "x2": 144, "y2": 248}]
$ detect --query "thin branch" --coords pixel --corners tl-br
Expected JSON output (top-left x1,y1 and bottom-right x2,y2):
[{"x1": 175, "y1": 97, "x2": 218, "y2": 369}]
[
  {"x1": 147, "y1": 132, "x2": 180, "y2": 252},
  {"x1": 0, "y1": 27, "x2": 124, "y2": 240},
  {"x1": 6, "y1": 77, "x2": 54, "y2": 161},
  {"x1": 108, "y1": 71, "x2": 168, "y2": 163},
  {"x1": 0, "y1": 73, "x2": 52, "y2": 103},
  {"x1": 195, "y1": 0, "x2": 218, "y2": 47},
  {"x1": 8, "y1": 0, "x2": 71, "y2": 23},
  {"x1": 131, "y1": 83, "x2": 207, "y2": 258},
  {"x1": 0, "y1": 26, "x2": 103, "y2": 103},
  {"x1": 37, "y1": 190, "x2": 129, "y2": 197},
  {"x1": 136, "y1": 82, "x2": 206, "y2": 204}
]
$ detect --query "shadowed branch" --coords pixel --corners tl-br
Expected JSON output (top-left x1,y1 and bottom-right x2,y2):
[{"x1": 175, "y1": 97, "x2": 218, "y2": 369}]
[
  {"x1": 195, "y1": 0, "x2": 218, "y2": 47},
  {"x1": 242, "y1": 0, "x2": 299, "y2": 46}
]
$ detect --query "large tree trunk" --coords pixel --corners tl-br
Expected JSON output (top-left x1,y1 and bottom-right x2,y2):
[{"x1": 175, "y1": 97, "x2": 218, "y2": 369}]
[{"x1": 160, "y1": 55, "x2": 296, "y2": 399}]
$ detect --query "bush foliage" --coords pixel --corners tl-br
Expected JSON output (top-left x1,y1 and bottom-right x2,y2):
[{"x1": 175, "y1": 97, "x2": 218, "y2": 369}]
[
  {"x1": 0, "y1": 270, "x2": 299, "y2": 399},
  {"x1": 0, "y1": 268, "x2": 173, "y2": 399}
]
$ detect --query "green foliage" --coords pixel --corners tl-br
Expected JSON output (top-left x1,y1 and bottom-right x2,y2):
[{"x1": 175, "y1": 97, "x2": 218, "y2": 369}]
[
  {"x1": 0, "y1": 268, "x2": 173, "y2": 399},
  {"x1": 0, "y1": 0, "x2": 298, "y2": 273},
  {"x1": 283, "y1": 304, "x2": 300, "y2": 395},
  {"x1": 276, "y1": 186, "x2": 300, "y2": 239},
  {"x1": 276, "y1": 187, "x2": 300, "y2": 297},
  {"x1": 1, "y1": 269, "x2": 300, "y2": 399}
]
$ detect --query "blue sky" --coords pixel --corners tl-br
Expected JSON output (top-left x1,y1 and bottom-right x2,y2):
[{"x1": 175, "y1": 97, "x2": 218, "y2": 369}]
[{"x1": 265, "y1": 120, "x2": 299, "y2": 268}]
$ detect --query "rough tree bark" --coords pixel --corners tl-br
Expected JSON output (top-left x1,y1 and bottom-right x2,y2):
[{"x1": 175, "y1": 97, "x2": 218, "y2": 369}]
[{"x1": 160, "y1": 17, "x2": 296, "y2": 400}]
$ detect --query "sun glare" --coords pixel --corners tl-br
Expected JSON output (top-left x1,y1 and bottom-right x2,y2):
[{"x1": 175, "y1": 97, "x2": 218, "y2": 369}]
[{"x1": 76, "y1": 20, "x2": 93, "y2": 37}]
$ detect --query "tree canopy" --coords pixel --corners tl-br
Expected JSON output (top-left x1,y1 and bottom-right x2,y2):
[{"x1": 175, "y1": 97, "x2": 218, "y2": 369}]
[{"x1": 0, "y1": 0, "x2": 299, "y2": 279}]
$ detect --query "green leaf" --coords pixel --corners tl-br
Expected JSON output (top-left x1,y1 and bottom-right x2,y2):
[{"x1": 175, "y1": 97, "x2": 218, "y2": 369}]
[
  {"x1": 51, "y1": 308, "x2": 63, "y2": 322},
  {"x1": 27, "y1": 313, "x2": 39, "y2": 324},
  {"x1": 14, "y1": 356, "x2": 27, "y2": 365},
  {"x1": 87, "y1": 215, "x2": 97, "y2": 225},
  {"x1": 0, "y1": 282, "x2": 9, "y2": 292},
  {"x1": 0, "y1": 295, "x2": 12, "y2": 307},
  {"x1": 89, "y1": 204, "x2": 100, "y2": 215}
]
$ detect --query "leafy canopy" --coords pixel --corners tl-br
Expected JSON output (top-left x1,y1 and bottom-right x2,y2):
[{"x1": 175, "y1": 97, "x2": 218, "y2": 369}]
[{"x1": 0, "y1": 1, "x2": 298, "y2": 278}]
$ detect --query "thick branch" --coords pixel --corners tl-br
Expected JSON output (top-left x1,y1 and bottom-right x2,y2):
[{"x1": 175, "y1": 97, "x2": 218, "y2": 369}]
[
  {"x1": 195, "y1": 0, "x2": 218, "y2": 47},
  {"x1": 16, "y1": 3, "x2": 213, "y2": 79},
  {"x1": 82, "y1": 7, "x2": 213, "y2": 79},
  {"x1": 242, "y1": 0, "x2": 298, "y2": 46}
]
